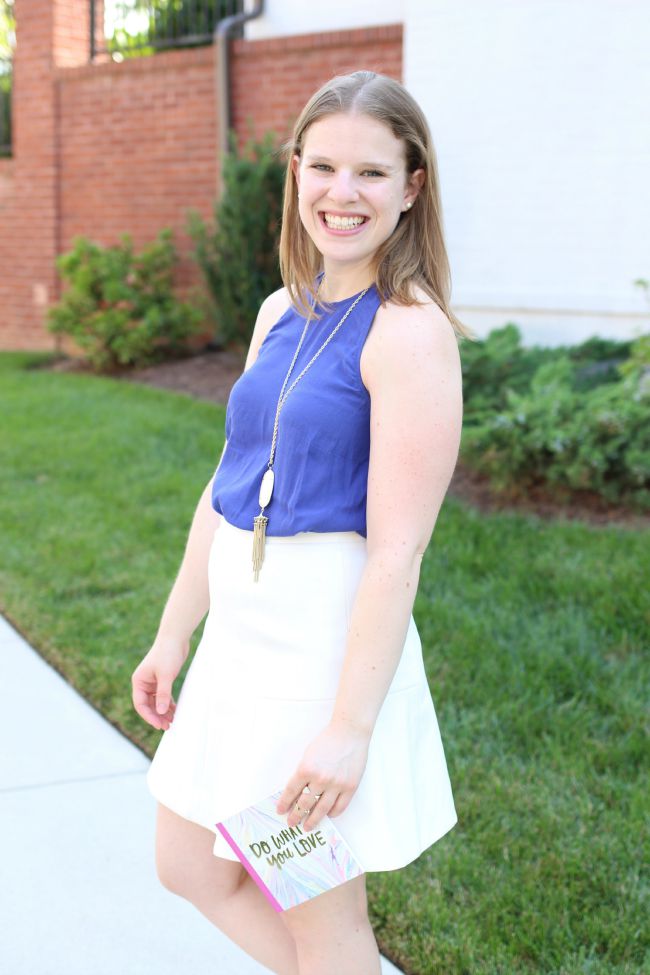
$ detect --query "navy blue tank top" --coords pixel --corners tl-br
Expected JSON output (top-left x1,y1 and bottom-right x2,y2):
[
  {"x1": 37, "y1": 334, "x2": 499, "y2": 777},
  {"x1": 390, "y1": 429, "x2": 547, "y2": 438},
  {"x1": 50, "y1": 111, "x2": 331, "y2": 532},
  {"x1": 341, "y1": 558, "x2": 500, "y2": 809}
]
[{"x1": 211, "y1": 282, "x2": 382, "y2": 537}]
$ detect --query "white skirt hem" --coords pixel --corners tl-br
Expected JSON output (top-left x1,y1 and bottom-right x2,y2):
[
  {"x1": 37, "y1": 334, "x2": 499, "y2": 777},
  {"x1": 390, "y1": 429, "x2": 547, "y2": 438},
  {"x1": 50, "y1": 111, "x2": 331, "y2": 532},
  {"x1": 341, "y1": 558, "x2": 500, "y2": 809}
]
[{"x1": 145, "y1": 517, "x2": 458, "y2": 873}]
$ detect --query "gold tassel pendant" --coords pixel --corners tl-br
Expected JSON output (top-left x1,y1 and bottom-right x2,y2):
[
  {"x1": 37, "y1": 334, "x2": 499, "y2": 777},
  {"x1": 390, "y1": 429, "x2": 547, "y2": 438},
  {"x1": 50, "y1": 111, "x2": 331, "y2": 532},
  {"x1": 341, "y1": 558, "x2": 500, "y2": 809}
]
[
  {"x1": 252, "y1": 512, "x2": 269, "y2": 582},
  {"x1": 253, "y1": 468, "x2": 274, "y2": 582}
]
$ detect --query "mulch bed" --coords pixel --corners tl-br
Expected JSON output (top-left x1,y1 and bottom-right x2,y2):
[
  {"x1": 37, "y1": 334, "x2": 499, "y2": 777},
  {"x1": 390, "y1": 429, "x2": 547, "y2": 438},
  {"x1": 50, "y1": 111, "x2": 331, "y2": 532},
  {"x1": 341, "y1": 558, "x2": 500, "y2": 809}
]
[{"x1": 46, "y1": 349, "x2": 649, "y2": 530}]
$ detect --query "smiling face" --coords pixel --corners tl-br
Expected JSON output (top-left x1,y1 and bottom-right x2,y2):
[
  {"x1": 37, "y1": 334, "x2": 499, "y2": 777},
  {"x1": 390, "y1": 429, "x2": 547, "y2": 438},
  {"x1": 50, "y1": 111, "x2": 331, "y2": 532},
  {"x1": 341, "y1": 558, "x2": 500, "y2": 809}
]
[{"x1": 292, "y1": 112, "x2": 424, "y2": 289}]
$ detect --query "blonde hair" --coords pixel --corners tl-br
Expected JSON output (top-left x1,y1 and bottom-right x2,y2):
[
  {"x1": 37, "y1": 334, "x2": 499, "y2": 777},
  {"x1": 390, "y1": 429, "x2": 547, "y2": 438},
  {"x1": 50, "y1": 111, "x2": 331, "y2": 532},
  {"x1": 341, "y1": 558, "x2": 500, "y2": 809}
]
[{"x1": 278, "y1": 70, "x2": 476, "y2": 341}]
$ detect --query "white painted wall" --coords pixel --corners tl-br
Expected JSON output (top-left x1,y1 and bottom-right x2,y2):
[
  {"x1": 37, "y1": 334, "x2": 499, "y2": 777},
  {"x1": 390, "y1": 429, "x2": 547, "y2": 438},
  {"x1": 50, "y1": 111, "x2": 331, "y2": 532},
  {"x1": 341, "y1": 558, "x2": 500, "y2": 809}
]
[
  {"x1": 245, "y1": 0, "x2": 397, "y2": 40},
  {"x1": 246, "y1": 1, "x2": 650, "y2": 346},
  {"x1": 404, "y1": 0, "x2": 650, "y2": 345}
]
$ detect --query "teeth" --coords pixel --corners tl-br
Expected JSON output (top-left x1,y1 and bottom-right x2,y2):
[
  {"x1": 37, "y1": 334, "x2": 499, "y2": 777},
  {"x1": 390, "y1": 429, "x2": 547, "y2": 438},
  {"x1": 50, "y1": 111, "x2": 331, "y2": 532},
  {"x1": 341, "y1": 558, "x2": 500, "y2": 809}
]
[{"x1": 323, "y1": 213, "x2": 366, "y2": 229}]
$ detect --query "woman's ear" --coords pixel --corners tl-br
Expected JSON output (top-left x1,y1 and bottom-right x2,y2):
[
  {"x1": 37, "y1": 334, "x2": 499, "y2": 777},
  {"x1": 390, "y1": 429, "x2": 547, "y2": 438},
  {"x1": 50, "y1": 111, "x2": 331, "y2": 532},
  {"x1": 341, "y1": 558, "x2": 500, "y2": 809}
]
[
  {"x1": 404, "y1": 167, "x2": 425, "y2": 207},
  {"x1": 291, "y1": 153, "x2": 301, "y2": 191}
]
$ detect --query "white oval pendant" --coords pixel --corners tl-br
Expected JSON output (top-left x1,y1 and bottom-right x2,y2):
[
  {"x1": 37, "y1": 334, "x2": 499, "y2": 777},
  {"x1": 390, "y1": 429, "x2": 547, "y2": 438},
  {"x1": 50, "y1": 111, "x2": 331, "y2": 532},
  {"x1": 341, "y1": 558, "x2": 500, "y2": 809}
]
[{"x1": 258, "y1": 468, "x2": 275, "y2": 508}]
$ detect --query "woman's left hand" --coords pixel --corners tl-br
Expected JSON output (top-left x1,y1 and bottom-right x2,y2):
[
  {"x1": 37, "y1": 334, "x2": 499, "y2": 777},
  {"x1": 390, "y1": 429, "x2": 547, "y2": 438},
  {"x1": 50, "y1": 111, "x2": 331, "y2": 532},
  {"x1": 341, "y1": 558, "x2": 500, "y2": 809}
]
[{"x1": 276, "y1": 722, "x2": 371, "y2": 832}]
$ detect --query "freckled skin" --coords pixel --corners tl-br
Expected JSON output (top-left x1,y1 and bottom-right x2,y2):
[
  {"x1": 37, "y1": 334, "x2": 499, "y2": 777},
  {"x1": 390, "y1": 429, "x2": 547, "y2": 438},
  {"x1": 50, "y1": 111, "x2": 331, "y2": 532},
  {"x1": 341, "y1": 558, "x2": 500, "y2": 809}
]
[{"x1": 274, "y1": 104, "x2": 461, "y2": 891}]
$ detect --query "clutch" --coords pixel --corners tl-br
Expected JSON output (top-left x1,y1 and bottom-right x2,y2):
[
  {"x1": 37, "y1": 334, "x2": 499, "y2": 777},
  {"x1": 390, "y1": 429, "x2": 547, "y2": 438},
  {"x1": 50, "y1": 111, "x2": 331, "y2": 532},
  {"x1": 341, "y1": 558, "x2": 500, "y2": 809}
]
[{"x1": 216, "y1": 786, "x2": 364, "y2": 911}]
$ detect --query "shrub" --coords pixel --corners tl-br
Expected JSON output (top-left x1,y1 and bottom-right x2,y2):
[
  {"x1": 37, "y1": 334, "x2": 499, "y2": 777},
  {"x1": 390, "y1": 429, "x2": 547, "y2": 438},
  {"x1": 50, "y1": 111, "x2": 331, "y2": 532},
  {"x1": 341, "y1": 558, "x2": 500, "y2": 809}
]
[
  {"x1": 460, "y1": 324, "x2": 634, "y2": 424},
  {"x1": 47, "y1": 229, "x2": 203, "y2": 371},
  {"x1": 187, "y1": 131, "x2": 285, "y2": 348},
  {"x1": 460, "y1": 324, "x2": 556, "y2": 423},
  {"x1": 569, "y1": 335, "x2": 634, "y2": 393},
  {"x1": 461, "y1": 336, "x2": 650, "y2": 510}
]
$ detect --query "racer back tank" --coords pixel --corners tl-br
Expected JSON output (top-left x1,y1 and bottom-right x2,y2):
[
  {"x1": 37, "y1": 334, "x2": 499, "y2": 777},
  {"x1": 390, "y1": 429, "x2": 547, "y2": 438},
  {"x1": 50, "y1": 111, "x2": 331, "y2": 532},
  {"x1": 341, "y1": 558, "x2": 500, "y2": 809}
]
[{"x1": 211, "y1": 283, "x2": 383, "y2": 537}]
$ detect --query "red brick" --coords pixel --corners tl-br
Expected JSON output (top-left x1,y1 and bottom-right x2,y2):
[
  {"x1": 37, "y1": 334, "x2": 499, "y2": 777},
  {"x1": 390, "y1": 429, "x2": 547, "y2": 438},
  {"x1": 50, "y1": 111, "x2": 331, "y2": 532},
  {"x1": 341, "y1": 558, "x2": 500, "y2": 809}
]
[{"x1": 1, "y1": 3, "x2": 402, "y2": 349}]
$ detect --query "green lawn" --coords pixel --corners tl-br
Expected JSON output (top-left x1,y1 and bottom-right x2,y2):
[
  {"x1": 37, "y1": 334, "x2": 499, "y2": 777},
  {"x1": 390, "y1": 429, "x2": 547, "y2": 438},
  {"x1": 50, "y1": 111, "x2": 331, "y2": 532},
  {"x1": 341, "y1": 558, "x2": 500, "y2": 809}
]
[{"x1": 1, "y1": 350, "x2": 647, "y2": 975}]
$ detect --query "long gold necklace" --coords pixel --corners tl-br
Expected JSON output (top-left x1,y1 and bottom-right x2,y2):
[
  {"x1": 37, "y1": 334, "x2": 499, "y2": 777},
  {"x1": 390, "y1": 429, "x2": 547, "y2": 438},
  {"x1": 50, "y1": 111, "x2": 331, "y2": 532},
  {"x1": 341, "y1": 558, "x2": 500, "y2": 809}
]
[{"x1": 252, "y1": 280, "x2": 371, "y2": 581}]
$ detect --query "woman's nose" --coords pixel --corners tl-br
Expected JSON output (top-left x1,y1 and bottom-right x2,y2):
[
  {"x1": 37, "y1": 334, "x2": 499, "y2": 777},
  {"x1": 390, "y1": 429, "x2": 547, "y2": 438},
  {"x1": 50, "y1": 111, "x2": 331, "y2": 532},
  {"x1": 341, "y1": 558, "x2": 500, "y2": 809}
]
[{"x1": 327, "y1": 170, "x2": 359, "y2": 204}]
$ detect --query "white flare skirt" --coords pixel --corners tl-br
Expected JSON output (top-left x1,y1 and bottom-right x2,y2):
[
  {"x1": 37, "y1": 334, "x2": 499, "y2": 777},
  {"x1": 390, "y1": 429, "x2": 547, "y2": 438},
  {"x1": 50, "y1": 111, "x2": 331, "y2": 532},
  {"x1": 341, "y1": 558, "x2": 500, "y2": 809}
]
[{"x1": 146, "y1": 516, "x2": 458, "y2": 872}]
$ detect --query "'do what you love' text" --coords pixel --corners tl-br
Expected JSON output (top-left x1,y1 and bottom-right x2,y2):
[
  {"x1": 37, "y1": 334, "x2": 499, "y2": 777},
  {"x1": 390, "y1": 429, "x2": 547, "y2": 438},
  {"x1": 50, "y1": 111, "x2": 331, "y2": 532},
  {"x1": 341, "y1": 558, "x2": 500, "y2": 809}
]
[{"x1": 248, "y1": 823, "x2": 327, "y2": 870}]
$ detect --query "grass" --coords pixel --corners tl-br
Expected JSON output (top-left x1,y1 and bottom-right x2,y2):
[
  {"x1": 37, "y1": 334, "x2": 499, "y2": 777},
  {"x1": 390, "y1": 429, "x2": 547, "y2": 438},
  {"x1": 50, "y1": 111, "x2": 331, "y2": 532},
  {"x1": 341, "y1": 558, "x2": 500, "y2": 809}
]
[{"x1": 1, "y1": 350, "x2": 648, "y2": 975}]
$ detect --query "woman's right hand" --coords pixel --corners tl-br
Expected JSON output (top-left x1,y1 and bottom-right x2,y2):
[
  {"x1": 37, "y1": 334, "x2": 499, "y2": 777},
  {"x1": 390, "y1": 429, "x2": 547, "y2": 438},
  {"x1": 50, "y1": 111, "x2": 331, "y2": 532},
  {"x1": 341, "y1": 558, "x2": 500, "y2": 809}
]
[{"x1": 131, "y1": 635, "x2": 190, "y2": 731}]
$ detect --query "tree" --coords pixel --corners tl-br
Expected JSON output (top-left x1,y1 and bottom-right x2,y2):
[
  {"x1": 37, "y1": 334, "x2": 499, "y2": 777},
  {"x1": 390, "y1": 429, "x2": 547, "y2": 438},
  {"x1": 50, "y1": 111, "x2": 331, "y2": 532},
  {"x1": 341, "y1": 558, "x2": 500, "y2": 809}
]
[
  {"x1": 0, "y1": 0, "x2": 15, "y2": 61},
  {"x1": 107, "y1": 0, "x2": 240, "y2": 56},
  {"x1": 0, "y1": 0, "x2": 15, "y2": 155}
]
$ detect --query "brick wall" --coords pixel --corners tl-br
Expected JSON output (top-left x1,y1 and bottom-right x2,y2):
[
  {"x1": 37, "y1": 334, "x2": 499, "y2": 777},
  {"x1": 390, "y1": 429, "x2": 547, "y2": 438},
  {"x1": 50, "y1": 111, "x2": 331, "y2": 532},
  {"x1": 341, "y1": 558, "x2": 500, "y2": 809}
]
[
  {"x1": 57, "y1": 45, "x2": 219, "y2": 315},
  {"x1": 0, "y1": 1, "x2": 402, "y2": 353},
  {"x1": 0, "y1": 0, "x2": 69, "y2": 350},
  {"x1": 231, "y1": 25, "x2": 402, "y2": 145}
]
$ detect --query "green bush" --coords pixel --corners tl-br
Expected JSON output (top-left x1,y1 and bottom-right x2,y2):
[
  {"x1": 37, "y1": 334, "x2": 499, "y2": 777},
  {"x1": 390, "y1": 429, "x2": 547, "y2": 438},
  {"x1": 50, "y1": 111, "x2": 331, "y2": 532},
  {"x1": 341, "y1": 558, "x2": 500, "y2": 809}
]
[
  {"x1": 47, "y1": 229, "x2": 203, "y2": 372},
  {"x1": 461, "y1": 335, "x2": 650, "y2": 509},
  {"x1": 187, "y1": 131, "x2": 285, "y2": 348},
  {"x1": 460, "y1": 324, "x2": 633, "y2": 425},
  {"x1": 460, "y1": 324, "x2": 556, "y2": 423}
]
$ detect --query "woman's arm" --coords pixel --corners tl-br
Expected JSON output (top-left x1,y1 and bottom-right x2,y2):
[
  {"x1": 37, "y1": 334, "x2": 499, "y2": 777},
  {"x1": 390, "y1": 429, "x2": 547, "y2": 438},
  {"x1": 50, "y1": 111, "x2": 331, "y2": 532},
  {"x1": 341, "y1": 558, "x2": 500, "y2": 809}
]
[
  {"x1": 329, "y1": 299, "x2": 463, "y2": 734},
  {"x1": 132, "y1": 466, "x2": 224, "y2": 729},
  {"x1": 155, "y1": 470, "x2": 223, "y2": 644},
  {"x1": 276, "y1": 299, "x2": 463, "y2": 828},
  {"x1": 152, "y1": 286, "x2": 293, "y2": 644},
  {"x1": 133, "y1": 286, "x2": 293, "y2": 727}
]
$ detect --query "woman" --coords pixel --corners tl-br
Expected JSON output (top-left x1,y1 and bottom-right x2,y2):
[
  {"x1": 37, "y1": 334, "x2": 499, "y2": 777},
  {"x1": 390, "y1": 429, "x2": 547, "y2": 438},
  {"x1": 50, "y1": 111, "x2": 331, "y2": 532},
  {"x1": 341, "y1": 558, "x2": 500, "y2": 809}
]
[{"x1": 132, "y1": 70, "x2": 473, "y2": 975}]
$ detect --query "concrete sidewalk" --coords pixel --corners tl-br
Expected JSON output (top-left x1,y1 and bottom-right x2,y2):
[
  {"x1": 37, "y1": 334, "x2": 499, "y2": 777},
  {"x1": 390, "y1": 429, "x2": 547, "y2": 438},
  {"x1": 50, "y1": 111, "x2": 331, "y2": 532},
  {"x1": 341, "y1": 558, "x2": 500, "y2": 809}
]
[{"x1": 0, "y1": 612, "x2": 402, "y2": 975}]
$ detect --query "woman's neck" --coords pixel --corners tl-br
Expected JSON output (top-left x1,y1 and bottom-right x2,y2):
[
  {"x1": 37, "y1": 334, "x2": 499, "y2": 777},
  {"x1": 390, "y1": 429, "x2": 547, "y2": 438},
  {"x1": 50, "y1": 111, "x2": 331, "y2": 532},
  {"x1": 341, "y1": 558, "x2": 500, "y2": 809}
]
[{"x1": 319, "y1": 261, "x2": 376, "y2": 303}]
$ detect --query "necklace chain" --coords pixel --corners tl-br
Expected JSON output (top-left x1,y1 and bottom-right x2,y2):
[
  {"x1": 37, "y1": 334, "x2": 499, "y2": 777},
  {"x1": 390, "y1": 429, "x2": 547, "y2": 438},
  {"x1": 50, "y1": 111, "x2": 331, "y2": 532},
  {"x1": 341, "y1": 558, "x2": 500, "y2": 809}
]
[
  {"x1": 251, "y1": 277, "x2": 372, "y2": 581},
  {"x1": 267, "y1": 280, "x2": 370, "y2": 469}
]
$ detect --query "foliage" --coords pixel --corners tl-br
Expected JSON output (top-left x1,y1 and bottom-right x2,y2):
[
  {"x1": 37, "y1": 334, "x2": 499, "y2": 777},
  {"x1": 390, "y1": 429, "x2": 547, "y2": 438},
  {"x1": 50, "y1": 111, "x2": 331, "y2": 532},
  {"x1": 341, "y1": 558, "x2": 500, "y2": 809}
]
[
  {"x1": 461, "y1": 335, "x2": 650, "y2": 509},
  {"x1": 460, "y1": 324, "x2": 556, "y2": 423},
  {"x1": 0, "y1": 0, "x2": 14, "y2": 60},
  {"x1": 106, "y1": 0, "x2": 237, "y2": 57},
  {"x1": 0, "y1": 0, "x2": 14, "y2": 155},
  {"x1": 187, "y1": 131, "x2": 285, "y2": 347},
  {"x1": 0, "y1": 65, "x2": 10, "y2": 155},
  {"x1": 1, "y1": 348, "x2": 648, "y2": 973},
  {"x1": 633, "y1": 275, "x2": 650, "y2": 310},
  {"x1": 617, "y1": 332, "x2": 650, "y2": 385},
  {"x1": 47, "y1": 229, "x2": 203, "y2": 372},
  {"x1": 460, "y1": 323, "x2": 633, "y2": 425}
]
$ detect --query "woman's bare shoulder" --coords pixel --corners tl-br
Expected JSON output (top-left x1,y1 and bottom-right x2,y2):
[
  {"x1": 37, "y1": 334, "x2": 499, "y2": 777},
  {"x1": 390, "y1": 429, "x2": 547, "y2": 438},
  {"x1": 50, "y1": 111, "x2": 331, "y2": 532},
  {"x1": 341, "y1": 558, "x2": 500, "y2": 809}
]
[
  {"x1": 361, "y1": 286, "x2": 458, "y2": 391},
  {"x1": 261, "y1": 285, "x2": 292, "y2": 317},
  {"x1": 375, "y1": 281, "x2": 456, "y2": 332},
  {"x1": 244, "y1": 286, "x2": 292, "y2": 371}
]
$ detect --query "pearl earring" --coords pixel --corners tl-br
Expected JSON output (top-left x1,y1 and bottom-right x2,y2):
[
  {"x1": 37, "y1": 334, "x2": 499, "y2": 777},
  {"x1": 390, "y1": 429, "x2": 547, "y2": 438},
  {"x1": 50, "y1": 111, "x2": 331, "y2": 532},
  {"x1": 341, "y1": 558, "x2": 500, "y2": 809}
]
[{"x1": 405, "y1": 201, "x2": 413, "y2": 210}]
